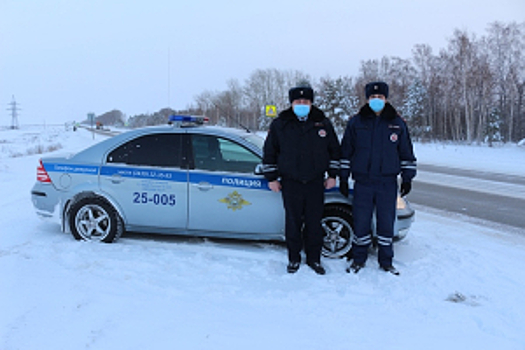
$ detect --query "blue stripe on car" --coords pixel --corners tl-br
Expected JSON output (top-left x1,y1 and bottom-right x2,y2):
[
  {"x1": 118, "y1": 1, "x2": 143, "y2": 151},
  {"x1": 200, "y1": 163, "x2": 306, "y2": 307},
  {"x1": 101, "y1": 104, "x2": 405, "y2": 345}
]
[
  {"x1": 100, "y1": 166, "x2": 187, "y2": 182},
  {"x1": 46, "y1": 163, "x2": 99, "y2": 175},
  {"x1": 190, "y1": 173, "x2": 267, "y2": 190},
  {"x1": 46, "y1": 162, "x2": 270, "y2": 191},
  {"x1": 45, "y1": 163, "x2": 344, "y2": 193}
]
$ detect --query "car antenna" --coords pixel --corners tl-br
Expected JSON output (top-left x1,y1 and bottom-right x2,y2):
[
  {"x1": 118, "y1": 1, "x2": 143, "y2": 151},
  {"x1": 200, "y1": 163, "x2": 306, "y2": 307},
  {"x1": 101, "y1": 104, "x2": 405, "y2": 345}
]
[
  {"x1": 234, "y1": 114, "x2": 251, "y2": 133},
  {"x1": 238, "y1": 123, "x2": 251, "y2": 133}
]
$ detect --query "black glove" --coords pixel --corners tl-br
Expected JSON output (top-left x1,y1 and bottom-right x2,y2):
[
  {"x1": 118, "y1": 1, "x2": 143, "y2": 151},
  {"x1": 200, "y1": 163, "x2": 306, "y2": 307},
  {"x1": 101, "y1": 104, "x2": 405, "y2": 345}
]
[
  {"x1": 339, "y1": 179, "x2": 349, "y2": 197},
  {"x1": 400, "y1": 182, "x2": 412, "y2": 197}
]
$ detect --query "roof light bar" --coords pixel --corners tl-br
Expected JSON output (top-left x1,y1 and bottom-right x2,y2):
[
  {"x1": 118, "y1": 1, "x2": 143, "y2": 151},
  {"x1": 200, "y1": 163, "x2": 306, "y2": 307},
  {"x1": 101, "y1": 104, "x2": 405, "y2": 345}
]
[{"x1": 169, "y1": 115, "x2": 209, "y2": 125}]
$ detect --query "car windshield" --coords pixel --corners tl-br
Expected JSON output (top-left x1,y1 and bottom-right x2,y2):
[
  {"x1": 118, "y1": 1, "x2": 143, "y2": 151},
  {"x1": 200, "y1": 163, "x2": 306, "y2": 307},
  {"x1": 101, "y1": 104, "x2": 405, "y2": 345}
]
[{"x1": 241, "y1": 133, "x2": 265, "y2": 150}]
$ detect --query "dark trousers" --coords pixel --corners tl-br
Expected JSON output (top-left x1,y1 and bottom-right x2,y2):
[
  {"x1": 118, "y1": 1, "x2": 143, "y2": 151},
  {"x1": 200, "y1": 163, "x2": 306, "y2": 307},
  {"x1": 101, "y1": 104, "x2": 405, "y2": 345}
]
[
  {"x1": 352, "y1": 178, "x2": 397, "y2": 267},
  {"x1": 281, "y1": 177, "x2": 325, "y2": 264}
]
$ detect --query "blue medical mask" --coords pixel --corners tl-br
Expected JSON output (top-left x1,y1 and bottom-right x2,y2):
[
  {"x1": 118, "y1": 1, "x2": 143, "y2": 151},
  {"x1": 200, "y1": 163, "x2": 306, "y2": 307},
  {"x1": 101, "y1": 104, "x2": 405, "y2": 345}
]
[
  {"x1": 293, "y1": 104, "x2": 310, "y2": 121},
  {"x1": 369, "y1": 98, "x2": 385, "y2": 113}
]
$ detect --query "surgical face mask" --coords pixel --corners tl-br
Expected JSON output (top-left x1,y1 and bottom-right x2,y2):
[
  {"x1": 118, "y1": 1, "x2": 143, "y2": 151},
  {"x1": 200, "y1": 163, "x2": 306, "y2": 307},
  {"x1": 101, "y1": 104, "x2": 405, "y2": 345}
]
[
  {"x1": 293, "y1": 104, "x2": 310, "y2": 121},
  {"x1": 369, "y1": 98, "x2": 385, "y2": 113}
]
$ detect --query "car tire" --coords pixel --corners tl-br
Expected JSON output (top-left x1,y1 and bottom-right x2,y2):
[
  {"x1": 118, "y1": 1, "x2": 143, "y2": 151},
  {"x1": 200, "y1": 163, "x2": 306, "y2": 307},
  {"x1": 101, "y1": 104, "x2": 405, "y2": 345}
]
[
  {"x1": 321, "y1": 205, "x2": 354, "y2": 259},
  {"x1": 69, "y1": 197, "x2": 123, "y2": 243}
]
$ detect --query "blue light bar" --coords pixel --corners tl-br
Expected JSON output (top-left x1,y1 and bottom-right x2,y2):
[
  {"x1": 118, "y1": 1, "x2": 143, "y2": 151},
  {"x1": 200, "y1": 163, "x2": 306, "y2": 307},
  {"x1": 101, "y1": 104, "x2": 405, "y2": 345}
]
[
  {"x1": 169, "y1": 115, "x2": 208, "y2": 124},
  {"x1": 169, "y1": 115, "x2": 196, "y2": 122}
]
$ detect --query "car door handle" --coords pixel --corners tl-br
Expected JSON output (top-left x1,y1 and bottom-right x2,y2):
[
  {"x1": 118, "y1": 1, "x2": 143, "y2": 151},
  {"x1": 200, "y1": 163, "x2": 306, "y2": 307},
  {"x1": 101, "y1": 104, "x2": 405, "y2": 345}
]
[
  {"x1": 194, "y1": 182, "x2": 213, "y2": 191},
  {"x1": 109, "y1": 174, "x2": 124, "y2": 184}
]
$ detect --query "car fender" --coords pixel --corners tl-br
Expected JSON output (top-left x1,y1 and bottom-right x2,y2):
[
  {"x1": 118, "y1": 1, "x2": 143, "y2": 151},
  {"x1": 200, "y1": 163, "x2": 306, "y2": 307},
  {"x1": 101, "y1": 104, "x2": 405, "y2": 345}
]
[
  {"x1": 62, "y1": 189, "x2": 127, "y2": 234},
  {"x1": 324, "y1": 190, "x2": 353, "y2": 207}
]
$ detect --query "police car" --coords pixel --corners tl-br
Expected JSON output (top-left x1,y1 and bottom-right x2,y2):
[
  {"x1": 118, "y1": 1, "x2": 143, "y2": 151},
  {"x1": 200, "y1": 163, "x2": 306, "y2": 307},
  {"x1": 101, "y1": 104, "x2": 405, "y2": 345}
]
[{"x1": 31, "y1": 115, "x2": 414, "y2": 259}]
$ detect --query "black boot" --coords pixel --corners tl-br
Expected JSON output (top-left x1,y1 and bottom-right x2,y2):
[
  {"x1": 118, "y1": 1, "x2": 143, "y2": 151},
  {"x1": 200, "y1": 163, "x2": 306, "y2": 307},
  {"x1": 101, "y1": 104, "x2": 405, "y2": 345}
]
[
  {"x1": 346, "y1": 261, "x2": 365, "y2": 273},
  {"x1": 380, "y1": 265, "x2": 400, "y2": 275},
  {"x1": 307, "y1": 262, "x2": 326, "y2": 275},
  {"x1": 287, "y1": 261, "x2": 300, "y2": 273}
]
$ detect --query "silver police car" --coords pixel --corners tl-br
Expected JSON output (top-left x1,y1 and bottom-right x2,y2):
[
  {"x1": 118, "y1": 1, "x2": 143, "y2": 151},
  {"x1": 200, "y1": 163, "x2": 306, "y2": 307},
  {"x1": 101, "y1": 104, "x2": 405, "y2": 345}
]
[{"x1": 31, "y1": 115, "x2": 414, "y2": 258}]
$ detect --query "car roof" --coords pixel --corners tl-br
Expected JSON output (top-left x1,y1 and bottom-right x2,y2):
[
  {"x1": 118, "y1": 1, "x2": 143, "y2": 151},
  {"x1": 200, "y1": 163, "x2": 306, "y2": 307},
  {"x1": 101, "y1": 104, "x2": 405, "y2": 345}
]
[{"x1": 69, "y1": 124, "x2": 263, "y2": 163}]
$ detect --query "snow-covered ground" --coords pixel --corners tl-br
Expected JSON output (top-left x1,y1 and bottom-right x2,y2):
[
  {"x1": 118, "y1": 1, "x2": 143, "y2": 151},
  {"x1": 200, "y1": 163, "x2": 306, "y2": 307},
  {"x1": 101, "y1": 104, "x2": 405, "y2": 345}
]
[
  {"x1": 414, "y1": 141, "x2": 525, "y2": 177},
  {"x1": 1, "y1": 125, "x2": 525, "y2": 350}
]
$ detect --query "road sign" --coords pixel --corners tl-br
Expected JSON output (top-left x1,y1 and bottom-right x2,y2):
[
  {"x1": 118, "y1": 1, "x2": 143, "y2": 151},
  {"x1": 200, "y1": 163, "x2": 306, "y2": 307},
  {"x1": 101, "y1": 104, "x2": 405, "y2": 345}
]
[{"x1": 265, "y1": 105, "x2": 277, "y2": 117}]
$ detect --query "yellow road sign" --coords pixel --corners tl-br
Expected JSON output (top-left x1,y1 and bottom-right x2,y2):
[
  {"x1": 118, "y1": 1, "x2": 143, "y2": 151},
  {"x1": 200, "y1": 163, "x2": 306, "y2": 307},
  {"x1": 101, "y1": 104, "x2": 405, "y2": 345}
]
[{"x1": 265, "y1": 105, "x2": 277, "y2": 117}]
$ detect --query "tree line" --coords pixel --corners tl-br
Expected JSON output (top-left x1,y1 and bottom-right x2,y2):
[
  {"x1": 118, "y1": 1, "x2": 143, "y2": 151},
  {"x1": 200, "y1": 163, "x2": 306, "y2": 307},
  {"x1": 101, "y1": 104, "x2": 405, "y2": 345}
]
[{"x1": 108, "y1": 21, "x2": 525, "y2": 143}]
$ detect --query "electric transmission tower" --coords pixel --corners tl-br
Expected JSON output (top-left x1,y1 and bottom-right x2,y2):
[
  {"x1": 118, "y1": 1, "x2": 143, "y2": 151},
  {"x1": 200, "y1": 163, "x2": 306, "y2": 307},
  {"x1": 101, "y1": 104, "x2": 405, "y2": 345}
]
[{"x1": 7, "y1": 95, "x2": 21, "y2": 129}]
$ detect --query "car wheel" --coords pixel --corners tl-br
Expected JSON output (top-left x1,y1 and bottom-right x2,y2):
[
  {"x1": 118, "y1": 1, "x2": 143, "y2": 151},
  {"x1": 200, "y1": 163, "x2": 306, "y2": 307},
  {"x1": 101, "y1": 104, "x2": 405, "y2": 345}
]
[
  {"x1": 321, "y1": 205, "x2": 354, "y2": 259},
  {"x1": 69, "y1": 197, "x2": 123, "y2": 243}
]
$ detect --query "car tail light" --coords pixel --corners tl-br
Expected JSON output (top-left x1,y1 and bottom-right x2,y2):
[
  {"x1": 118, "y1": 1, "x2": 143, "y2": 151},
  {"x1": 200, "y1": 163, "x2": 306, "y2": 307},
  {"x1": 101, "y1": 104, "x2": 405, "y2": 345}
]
[{"x1": 37, "y1": 159, "x2": 52, "y2": 183}]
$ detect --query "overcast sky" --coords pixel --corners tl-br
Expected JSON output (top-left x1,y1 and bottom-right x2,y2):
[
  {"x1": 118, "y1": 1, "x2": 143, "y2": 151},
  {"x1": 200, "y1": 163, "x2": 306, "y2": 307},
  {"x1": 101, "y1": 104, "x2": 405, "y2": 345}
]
[{"x1": 1, "y1": 0, "x2": 524, "y2": 125}]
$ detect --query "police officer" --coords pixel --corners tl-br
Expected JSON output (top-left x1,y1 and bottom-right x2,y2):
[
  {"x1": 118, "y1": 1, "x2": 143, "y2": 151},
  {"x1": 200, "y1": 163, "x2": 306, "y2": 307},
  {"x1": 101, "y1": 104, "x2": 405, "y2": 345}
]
[
  {"x1": 263, "y1": 83, "x2": 340, "y2": 275},
  {"x1": 340, "y1": 81, "x2": 416, "y2": 275}
]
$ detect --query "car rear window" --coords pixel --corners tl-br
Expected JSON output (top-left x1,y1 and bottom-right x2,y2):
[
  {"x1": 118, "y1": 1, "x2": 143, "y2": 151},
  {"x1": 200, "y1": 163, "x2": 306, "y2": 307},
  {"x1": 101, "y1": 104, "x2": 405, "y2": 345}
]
[{"x1": 107, "y1": 133, "x2": 183, "y2": 168}]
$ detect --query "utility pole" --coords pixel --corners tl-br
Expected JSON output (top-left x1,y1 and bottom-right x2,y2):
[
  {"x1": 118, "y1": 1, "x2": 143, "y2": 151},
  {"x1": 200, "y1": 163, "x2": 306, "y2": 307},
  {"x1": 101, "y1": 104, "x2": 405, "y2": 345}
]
[{"x1": 7, "y1": 95, "x2": 20, "y2": 129}]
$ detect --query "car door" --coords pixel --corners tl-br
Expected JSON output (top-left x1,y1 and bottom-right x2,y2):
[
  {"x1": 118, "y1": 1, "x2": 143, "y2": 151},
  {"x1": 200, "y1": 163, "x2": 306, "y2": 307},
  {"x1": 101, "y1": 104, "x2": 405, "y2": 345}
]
[
  {"x1": 187, "y1": 133, "x2": 284, "y2": 239},
  {"x1": 99, "y1": 133, "x2": 188, "y2": 231}
]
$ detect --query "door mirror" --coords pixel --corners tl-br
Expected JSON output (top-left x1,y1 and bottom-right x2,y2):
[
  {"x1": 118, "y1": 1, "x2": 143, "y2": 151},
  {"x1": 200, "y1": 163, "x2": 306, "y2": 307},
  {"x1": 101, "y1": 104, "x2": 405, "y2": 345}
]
[{"x1": 254, "y1": 163, "x2": 264, "y2": 175}]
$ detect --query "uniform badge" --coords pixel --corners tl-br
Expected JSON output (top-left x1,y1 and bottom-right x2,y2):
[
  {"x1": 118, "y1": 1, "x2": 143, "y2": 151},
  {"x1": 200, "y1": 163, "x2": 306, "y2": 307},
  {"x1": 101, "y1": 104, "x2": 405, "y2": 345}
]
[
  {"x1": 390, "y1": 133, "x2": 398, "y2": 142},
  {"x1": 318, "y1": 129, "x2": 327, "y2": 138},
  {"x1": 219, "y1": 191, "x2": 251, "y2": 211}
]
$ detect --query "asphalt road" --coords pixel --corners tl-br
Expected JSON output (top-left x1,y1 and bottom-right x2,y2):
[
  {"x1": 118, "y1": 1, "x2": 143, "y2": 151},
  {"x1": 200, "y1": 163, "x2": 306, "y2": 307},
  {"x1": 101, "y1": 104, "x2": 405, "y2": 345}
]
[{"x1": 409, "y1": 164, "x2": 525, "y2": 231}]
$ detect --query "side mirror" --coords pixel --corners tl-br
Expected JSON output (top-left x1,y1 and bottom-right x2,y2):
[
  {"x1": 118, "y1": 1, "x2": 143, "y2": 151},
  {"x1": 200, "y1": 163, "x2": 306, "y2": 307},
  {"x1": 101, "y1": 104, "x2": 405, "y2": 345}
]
[{"x1": 254, "y1": 163, "x2": 264, "y2": 175}]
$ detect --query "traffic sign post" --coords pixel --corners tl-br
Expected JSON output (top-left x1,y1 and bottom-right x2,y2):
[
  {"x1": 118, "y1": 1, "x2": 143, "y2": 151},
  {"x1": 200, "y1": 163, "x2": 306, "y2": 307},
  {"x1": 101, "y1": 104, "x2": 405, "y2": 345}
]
[{"x1": 88, "y1": 112, "x2": 95, "y2": 139}]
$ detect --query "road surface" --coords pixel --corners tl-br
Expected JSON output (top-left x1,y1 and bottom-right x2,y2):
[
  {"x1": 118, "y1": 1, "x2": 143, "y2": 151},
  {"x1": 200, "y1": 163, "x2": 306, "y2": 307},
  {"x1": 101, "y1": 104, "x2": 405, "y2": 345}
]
[{"x1": 410, "y1": 164, "x2": 525, "y2": 231}]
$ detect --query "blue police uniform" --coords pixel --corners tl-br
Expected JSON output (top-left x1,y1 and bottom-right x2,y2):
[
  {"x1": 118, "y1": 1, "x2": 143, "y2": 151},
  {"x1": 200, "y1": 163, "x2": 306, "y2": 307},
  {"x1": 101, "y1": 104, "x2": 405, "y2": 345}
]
[{"x1": 340, "y1": 102, "x2": 416, "y2": 268}]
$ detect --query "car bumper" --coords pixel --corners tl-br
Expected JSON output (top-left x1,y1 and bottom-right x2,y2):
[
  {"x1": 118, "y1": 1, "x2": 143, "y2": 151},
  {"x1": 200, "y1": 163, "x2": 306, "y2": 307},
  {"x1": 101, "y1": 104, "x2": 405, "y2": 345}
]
[
  {"x1": 394, "y1": 199, "x2": 415, "y2": 241},
  {"x1": 31, "y1": 183, "x2": 60, "y2": 218}
]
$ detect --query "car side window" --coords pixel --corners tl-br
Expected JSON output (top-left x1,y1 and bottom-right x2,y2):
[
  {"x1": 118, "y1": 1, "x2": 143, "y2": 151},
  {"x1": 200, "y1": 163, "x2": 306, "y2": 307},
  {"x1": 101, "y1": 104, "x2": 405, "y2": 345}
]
[
  {"x1": 192, "y1": 135, "x2": 260, "y2": 173},
  {"x1": 107, "y1": 133, "x2": 183, "y2": 168}
]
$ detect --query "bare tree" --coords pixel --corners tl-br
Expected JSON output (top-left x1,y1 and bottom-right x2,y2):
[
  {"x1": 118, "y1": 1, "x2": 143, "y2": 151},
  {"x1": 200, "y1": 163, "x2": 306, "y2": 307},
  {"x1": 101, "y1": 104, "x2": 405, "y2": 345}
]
[
  {"x1": 487, "y1": 21, "x2": 525, "y2": 141},
  {"x1": 412, "y1": 44, "x2": 441, "y2": 139},
  {"x1": 446, "y1": 29, "x2": 480, "y2": 142},
  {"x1": 243, "y1": 68, "x2": 310, "y2": 130},
  {"x1": 357, "y1": 56, "x2": 417, "y2": 108}
]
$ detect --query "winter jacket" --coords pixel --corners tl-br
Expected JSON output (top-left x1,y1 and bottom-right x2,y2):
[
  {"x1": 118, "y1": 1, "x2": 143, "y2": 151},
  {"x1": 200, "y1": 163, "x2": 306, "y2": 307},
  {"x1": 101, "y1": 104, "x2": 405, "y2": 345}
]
[
  {"x1": 262, "y1": 105, "x2": 340, "y2": 183},
  {"x1": 340, "y1": 102, "x2": 417, "y2": 183}
]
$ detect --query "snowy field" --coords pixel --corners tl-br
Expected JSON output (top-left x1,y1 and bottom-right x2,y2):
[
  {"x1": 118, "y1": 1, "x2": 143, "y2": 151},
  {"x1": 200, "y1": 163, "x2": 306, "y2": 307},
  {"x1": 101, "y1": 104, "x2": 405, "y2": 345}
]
[{"x1": 1, "y1": 125, "x2": 525, "y2": 350}]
